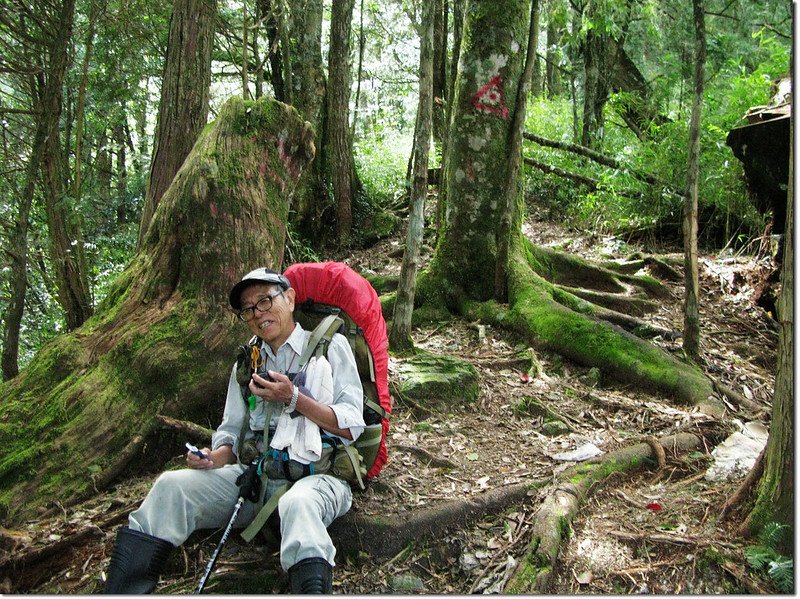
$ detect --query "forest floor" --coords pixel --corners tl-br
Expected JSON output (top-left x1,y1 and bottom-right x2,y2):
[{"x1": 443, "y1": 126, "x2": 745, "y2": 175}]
[{"x1": 2, "y1": 201, "x2": 782, "y2": 595}]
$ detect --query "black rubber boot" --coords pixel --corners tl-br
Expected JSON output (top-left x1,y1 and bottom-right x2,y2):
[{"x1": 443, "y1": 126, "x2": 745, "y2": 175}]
[
  {"x1": 288, "y1": 557, "x2": 333, "y2": 594},
  {"x1": 103, "y1": 527, "x2": 174, "y2": 594}
]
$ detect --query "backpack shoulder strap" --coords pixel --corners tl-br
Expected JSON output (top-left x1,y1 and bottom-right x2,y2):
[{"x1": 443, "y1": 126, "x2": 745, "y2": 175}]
[{"x1": 298, "y1": 314, "x2": 344, "y2": 369}]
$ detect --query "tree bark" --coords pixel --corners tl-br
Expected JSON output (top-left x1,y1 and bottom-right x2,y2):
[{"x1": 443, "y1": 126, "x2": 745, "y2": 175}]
[
  {"x1": 114, "y1": 114, "x2": 128, "y2": 224},
  {"x1": 40, "y1": 0, "x2": 93, "y2": 331},
  {"x1": 529, "y1": 0, "x2": 541, "y2": 96},
  {"x1": 431, "y1": 0, "x2": 447, "y2": 143},
  {"x1": 137, "y1": 0, "x2": 216, "y2": 248},
  {"x1": 0, "y1": 97, "x2": 315, "y2": 525},
  {"x1": 437, "y1": 0, "x2": 465, "y2": 233},
  {"x1": 351, "y1": 0, "x2": 366, "y2": 138},
  {"x1": 389, "y1": 0, "x2": 434, "y2": 350},
  {"x1": 682, "y1": 0, "x2": 704, "y2": 360},
  {"x1": 287, "y1": 0, "x2": 326, "y2": 239},
  {"x1": 495, "y1": 0, "x2": 539, "y2": 301},
  {"x1": 1, "y1": 120, "x2": 47, "y2": 380},
  {"x1": 580, "y1": 28, "x2": 610, "y2": 148},
  {"x1": 72, "y1": 3, "x2": 96, "y2": 206},
  {"x1": 743, "y1": 119, "x2": 793, "y2": 552},
  {"x1": 242, "y1": 2, "x2": 250, "y2": 99},
  {"x1": 430, "y1": 0, "x2": 529, "y2": 298},
  {"x1": 545, "y1": 0, "x2": 563, "y2": 97},
  {"x1": 326, "y1": 0, "x2": 356, "y2": 246},
  {"x1": 261, "y1": 0, "x2": 286, "y2": 102}
]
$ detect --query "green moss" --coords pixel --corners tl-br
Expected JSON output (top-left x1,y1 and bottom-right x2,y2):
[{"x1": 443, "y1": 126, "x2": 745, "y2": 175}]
[
  {"x1": 698, "y1": 546, "x2": 725, "y2": 569},
  {"x1": 410, "y1": 303, "x2": 452, "y2": 325},
  {"x1": 503, "y1": 249, "x2": 713, "y2": 404},
  {"x1": 505, "y1": 547, "x2": 551, "y2": 594},
  {"x1": 393, "y1": 351, "x2": 480, "y2": 414},
  {"x1": 363, "y1": 273, "x2": 398, "y2": 295}
]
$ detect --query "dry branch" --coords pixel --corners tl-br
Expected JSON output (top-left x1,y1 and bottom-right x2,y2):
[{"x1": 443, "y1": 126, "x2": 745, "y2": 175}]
[
  {"x1": 523, "y1": 130, "x2": 666, "y2": 189},
  {"x1": 155, "y1": 415, "x2": 216, "y2": 443}
]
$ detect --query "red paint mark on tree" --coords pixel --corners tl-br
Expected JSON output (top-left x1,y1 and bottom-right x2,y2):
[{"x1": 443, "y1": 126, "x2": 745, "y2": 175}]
[
  {"x1": 209, "y1": 201, "x2": 218, "y2": 217},
  {"x1": 471, "y1": 75, "x2": 509, "y2": 119}
]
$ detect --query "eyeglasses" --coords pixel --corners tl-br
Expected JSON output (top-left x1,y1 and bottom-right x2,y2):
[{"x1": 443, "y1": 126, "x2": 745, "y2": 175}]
[{"x1": 237, "y1": 290, "x2": 284, "y2": 322}]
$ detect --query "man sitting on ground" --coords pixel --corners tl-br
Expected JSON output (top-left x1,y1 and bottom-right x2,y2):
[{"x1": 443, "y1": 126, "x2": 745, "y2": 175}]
[{"x1": 103, "y1": 267, "x2": 365, "y2": 594}]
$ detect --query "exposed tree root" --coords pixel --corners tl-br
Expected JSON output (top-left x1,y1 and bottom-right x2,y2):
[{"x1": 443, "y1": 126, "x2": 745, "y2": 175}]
[
  {"x1": 328, "y1": 481, "x2": 540, "y2": 559},
  {"x1": 554, "y1": 284, "x2": 658, "y2": 317},
  {"x1": 553, "y1": 290, "x2": 681, "y2": 340},
  {"x1": 720, "y1": 447, "x2": 766, "y2": 522},
  {"x1": 503, "y1": 432, "x2": 702, "y2": 593},
  {"x1": 712, "y1": 379, "x2": 765, "y2": 416},
  {"x1": 462, "y1": 239, "x2": 716, "y2": 407},
  {"x1": 601, "y1": 255, "x2": 683, "y2": 282},
  {"x1": 1, "y1": 500, "x2": 137, "y2": 571},
  {"x1": 529, "y1": 244, "x2": 672, "y2": 299}
]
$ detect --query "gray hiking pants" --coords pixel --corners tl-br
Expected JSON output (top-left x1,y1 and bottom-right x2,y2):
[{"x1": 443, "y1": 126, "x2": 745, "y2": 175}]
[{"x1": 128, "y1": 464, "x2": 352, "y2": 571}]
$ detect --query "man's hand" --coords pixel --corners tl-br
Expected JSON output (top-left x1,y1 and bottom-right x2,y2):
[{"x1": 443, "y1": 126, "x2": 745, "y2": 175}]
[
  {"x1": 249, "y1": 371, "x2": 293, "y2": 405},
  {"x1": 186, "y1": 444, "x2": 236, "y2": 470},
  {"x1": 186, "y1": 446, "x2": 215, "y2": 469}
]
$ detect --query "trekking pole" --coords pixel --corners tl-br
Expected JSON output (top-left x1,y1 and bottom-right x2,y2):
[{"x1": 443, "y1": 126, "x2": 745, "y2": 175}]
[{"x1": 194, "y1": 495, "x2": 245, "y2": 594}]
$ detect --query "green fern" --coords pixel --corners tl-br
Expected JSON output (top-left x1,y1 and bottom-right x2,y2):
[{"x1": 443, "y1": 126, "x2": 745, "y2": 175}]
[
  {"x1": 767, "y1": 557, "x2": 794, "y2": 593},
  {"x1": 745, "y1": 522, "x2": 794, "y2": 593},
  {"x1": 745, "y1": 545, "x2": 774, "y2": 571},
  {"x1": 759, "y1": 522, "x2": 789, "y2": 548}
]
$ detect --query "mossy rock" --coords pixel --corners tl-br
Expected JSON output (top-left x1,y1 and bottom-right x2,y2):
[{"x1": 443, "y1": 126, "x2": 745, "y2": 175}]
[
  {"x1": 360, "y1": 208, "x2": 399, "y2": 243},
  {"x1": 392, "y1": 352, "x2": 479, "y2": 415},
  {"x1": 541, "y1": 420, "x2": 570, "y2": 436}
]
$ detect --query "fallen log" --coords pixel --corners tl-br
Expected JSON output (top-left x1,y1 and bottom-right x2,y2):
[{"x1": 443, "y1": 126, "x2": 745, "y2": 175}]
[{"x1": 504, "y1": 432, "x2": 702, "y2": 593}]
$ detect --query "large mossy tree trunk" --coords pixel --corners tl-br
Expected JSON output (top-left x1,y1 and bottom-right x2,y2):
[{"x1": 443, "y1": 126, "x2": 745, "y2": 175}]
[
  {"x1": 0, "y1": 97, "x2": 315, "y2": 525},
  {"x1": 422, "y1": 0, "x2": 715, "y2": 408},
  {"x1": 742, "y1": 124, "x2": 793, "y2": 552}
]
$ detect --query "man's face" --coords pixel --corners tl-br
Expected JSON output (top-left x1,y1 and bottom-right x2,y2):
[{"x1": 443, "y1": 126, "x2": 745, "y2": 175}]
[{"x1": 239, "y1": 283, "x2": 296, "y2": 349}]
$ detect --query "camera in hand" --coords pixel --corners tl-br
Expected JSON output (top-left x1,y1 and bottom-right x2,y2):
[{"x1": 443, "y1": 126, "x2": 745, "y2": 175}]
[{"x1": 253, "y1": 370, "x2": 274, "y2": 387}]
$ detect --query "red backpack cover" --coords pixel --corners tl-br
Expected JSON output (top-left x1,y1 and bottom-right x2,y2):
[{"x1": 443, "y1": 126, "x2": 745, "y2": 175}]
[{"x1": 284, "y1": 261, "x2": 391, "y2": 478}]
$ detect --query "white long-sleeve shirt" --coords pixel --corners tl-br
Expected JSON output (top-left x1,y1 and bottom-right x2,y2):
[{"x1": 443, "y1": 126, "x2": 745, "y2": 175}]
[{"x1": 211, "y1": 323, "x2": 365, "y2": 458}]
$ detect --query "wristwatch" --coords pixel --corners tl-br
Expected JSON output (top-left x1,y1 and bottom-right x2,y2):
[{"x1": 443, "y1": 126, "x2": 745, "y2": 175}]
[{"x1": 287, "y1": 384, "x2": 299, "y2": 412}]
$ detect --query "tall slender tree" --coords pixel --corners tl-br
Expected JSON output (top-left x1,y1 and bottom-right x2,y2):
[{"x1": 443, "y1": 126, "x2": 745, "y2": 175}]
[
  {"x1": 39, "y1": 0, "x2": 94, "y2": 331},
  {"x1": 682, "y1": 0, "x2": 705, "y2": 360},
  {"x1": 389, "y1": 0, "x2": 434, "y2": 350},
  {"x1": 137, "y1": 0, "x2": 216, "y2": 247},
  {"x1": 431, "y1": 0, "x2": 447, "y2": 143},
  {"x1": 325, "y1": 0, "x2": 357, "y2": 245}
]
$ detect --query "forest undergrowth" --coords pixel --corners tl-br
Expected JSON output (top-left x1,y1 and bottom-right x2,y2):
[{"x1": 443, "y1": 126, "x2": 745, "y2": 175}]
[{"x1": 1, "y1": 203, "x2": 781, "y2": 595}]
